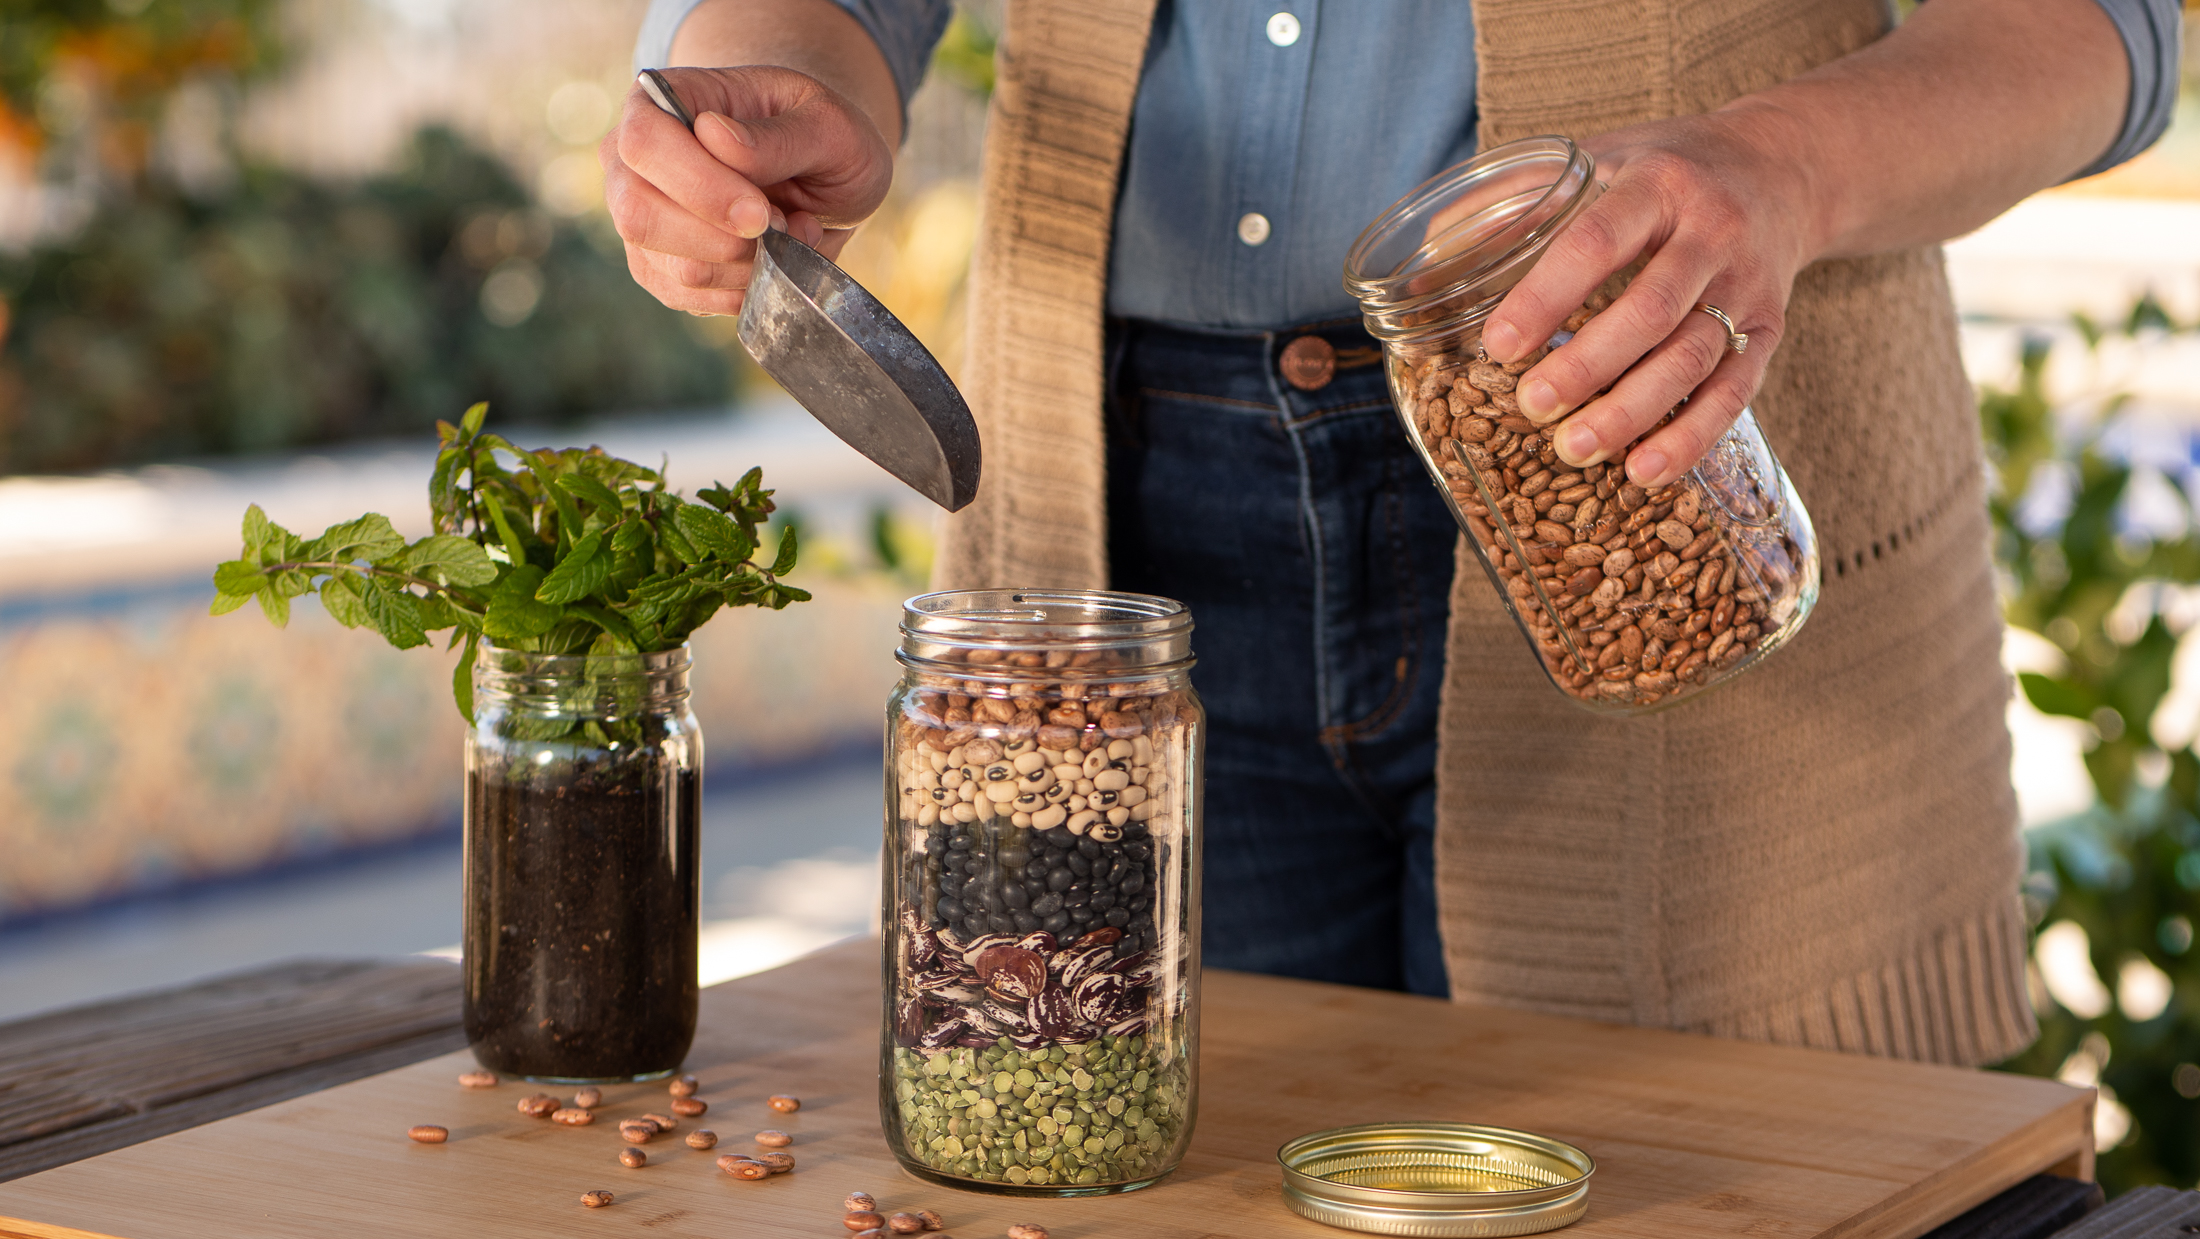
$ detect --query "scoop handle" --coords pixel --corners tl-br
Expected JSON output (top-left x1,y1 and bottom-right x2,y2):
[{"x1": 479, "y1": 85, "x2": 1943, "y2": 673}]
[{"x1": 636, "y1": 69, "x2": 695, "y2": 131}]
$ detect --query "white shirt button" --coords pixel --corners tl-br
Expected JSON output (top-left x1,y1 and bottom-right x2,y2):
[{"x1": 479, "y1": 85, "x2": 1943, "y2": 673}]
[
  {"x1": 1237, "y1": 212, "x2": 1272, "y2": 246},
  {"x1": 1266, "y1": 12, "x2": 1301, "y2": 46}
]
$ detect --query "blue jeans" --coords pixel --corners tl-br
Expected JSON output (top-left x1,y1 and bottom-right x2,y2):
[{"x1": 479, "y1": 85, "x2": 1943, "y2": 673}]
[{"x1": 1105, "y1": 317, "x2": 1457, "y2": 998}]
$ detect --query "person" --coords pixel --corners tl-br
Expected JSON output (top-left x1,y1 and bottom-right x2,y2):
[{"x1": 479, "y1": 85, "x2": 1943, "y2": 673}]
[{"x1": 610, "y1": 0, "x2": 2182, "y2": 1063}]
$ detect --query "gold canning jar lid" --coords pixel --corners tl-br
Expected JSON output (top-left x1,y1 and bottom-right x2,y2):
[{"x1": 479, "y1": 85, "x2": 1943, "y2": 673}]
[{"x1": 1276, "y1": 1122, "x2": 1595, "y2": 1237}]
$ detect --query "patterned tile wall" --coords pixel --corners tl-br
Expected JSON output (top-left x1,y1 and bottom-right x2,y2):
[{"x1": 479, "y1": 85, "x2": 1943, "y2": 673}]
[{"x1": 0, "y1": 577, "x2": 901, "y2": 924}]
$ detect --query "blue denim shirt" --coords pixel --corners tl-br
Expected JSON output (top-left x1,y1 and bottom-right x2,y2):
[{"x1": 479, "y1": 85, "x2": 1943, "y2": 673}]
[{"x1": 636, "y1": 0, "x2": 2182, "y2": 332}]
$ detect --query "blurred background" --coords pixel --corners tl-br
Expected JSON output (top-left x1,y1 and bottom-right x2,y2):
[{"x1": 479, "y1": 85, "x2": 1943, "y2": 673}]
[{"x1": 3, "y1": 0, "x2": 2200, "y2": 1199}]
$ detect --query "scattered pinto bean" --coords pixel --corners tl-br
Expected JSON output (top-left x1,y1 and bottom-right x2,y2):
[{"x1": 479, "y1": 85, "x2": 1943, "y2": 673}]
[
  {"x1": 517, "y1": 1094, "x2": 560, "y2": 1118},
  {"x1": 580, "y1": 1190, "x2": 614, "y2": 1208},
  {"x1": 619, "y1": 1123, "x2": 657, "y2": 1145},
  {"x1": 407, "y1": 1125, "x2": 447, "y2": 1143},
  {"x1": 845, "y1": 1192, "x2": 878, "y2": 1213},
  {"x1": 768, "y1": 1094, "x2": 801, "y2": 1113},
  {"x1": 670, "y1": 1097, "x2": 707, "y2": 1117},
  {"x1": 1007, "y1": 1225, "x2": 1050, "y2": 1239},
  {"x1": 754, "y1": 1129, "x2": 792, "y2": 1148},
  {"x1": 720, "y1": 1155, "x2": 770, "y2": 1181},
  {"x1": 845, "y1": 1211, "x2": 886, "y2": 1230},
  {"x1": 888, "y1": 1213, "x2": 925, "y2": 1234},
  {"x1": 758, "y1": 1151, "x2": 795, "y2": 1174},
  {"x1": 640, "y1": 1113, "x2": 678, "y2": 1132},
  {"x1": 550, "y1": 1108, "x2": 595, "y2": 1126},
  {"x1": 572, "y1": 1087, "x2": 602, "y2": 1109},
  {"x1": 619, "y1": 1148, "x2": 646, "y2": 1168},
  {"x1": 669, "y1": 1074, "x2": 699, "y2": 1098},
  {"x1": 915, "y1": 1210, "x2": 945, "y2": 1231},
  {"x1": 457, "y1": 1071, "x2": 497, "y2": 1089},
  {"x1": 685, "y1": 1129, "x2": 718, "y2": 1150}
]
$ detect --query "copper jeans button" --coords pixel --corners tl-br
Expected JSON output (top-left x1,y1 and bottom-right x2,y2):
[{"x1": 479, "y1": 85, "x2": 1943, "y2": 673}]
[{"x1": 1280, "y1": 335, "x2": 1336, "y2": 391}]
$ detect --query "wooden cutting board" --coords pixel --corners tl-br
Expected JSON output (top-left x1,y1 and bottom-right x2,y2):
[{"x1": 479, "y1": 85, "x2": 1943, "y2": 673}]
[{"x1": 0, "y1": 938, "x2": 2091, "y2": 1239}]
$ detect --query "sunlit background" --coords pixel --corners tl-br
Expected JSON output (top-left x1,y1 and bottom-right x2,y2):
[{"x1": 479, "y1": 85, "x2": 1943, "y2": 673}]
[{"x1": 3, "y1": 0, "x2": 2200, "y2": 1197}]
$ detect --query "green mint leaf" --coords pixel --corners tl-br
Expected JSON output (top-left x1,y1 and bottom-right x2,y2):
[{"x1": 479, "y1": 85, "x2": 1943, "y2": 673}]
[
  {"x1": 557, "y1": 473, "x2": 623, "y2": 517},
  {"x1": 403, "y1": 535, "x2": 498, "y2": 587},
  {"x1": 481, "y1": 490, "x2": 529, "y2": 564},
  {"x1": 242, "y1": 504, "x2": 274, "y2": 560},
  {"x1": 461, "y1": 401, "x2": 489, "y2": 439},
  {"x1": 776, "y1": 584, "x2": 813, "y2": 604},
  {"x1": 2019, "y1": 671, "x2": 2096, "y2": 720},
  {"x1": 697, "y1": 480, "x2": 738, "y2": 512},
  {"x1": 673, "y1": 502, "x2": 750, "y2": 561},
  {"x1": 318, "y1": 513, "x2": 407, "y2": 564},
  {"x1": 610, "y1": 518, "x2": 653, "y2": 587},
  {"x1": 212, "y1": 559, "x2": 268, "y2": 595},
  {"x1": 209, "y1": 591, "x2": 252, "y2": 616},
  {"x1": 360, "y1": 583, "x2": 429, "y2": 649},
  {"x1": 257, "y1": 589, "x2": 291, "y2": 627},
  {"x1": 453, "y1": 631, "x2": 480, "y2": 724},
  {"x1": 535, "y1": 530, "x2": 609, "y2": 605},
  {"x1": 484, "y1": 564, "x2": 560, "y2": 640},
  {"x1": 770, "y1": 524, "x2": 799, "y2": 576},
  {"x1": 320, "y1": 573, "x2": 373, "y2": 629}
]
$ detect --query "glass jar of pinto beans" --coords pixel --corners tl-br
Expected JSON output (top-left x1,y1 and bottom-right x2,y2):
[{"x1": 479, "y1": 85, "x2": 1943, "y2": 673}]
[
  {"x1": 1342, "y1": 137, "x2": 1820, "y2": 713},
  {"x1": 883, "y1": 589, "x2": 1203, "y2": 1195}
]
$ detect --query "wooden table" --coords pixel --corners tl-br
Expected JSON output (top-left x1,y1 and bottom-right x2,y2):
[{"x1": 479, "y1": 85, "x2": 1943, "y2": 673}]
[{"x1": 0, "y1": 939, "x2": 2093, "y2": 1239}]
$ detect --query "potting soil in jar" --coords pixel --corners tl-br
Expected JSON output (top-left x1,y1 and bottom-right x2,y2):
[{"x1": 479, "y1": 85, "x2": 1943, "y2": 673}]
[
  {"x1": 884, "y1": 590, "x2": 1201, "y2": 1194},
  {"x1": 463, "y1": 746, "x2": 698, "y2": 1082}
]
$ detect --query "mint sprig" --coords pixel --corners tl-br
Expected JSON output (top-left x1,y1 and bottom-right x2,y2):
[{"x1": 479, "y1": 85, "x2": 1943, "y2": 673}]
[{"x1": 210, "y1": 403, "x2": 809, "y2": 720}]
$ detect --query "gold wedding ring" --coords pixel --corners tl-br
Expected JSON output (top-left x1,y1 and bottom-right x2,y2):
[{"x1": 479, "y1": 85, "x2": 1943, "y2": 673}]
[{"x1": 1696, "y1": 303, "x2": 1748, "y2": 355}]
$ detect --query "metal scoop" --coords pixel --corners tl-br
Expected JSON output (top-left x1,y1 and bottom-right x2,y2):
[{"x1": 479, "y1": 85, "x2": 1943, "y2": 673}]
[{"x1": 638, "y1": 70, "x2": 982, "y2": 512}]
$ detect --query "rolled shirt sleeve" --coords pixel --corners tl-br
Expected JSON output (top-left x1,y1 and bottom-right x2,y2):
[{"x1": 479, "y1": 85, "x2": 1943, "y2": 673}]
[
  {"x1": 633, "y1": 0, "x2": 952, "y2": 115},
  {"x1": 2074, "y1": 0, "x2": 2184, "y2": 179}
]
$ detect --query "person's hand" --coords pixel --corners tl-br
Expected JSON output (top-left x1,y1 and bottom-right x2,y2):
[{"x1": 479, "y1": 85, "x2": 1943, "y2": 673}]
[
  {"x1": 602, "y1": 65, "x2": 895, "y2": 317},
  {"x1": 1478, "y1": 109, "x2": 1818, "y2": 489}
]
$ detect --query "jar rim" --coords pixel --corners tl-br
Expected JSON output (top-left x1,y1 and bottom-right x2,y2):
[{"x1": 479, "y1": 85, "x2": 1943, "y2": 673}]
[
  {"x1": 899, "y1": 589, "x2": 1193, "y2": 672},
  {"x1": 902, "y1": 589, "x2": 1189, "y2": 640},
  {"x1": 479, "y1": 643, "x2": 692, "y2": 675},
  {"x1": 1342, "y1": 136, "x2": 1595, "y2": 338}
]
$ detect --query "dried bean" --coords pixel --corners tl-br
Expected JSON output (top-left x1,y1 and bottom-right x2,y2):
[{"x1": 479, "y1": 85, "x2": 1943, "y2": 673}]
[
  {"x1": 619, "y1": 1147, "x2": 646, "y2": 1168},
  {"x1": 721, "y1": 1155, "x2": 771, "y2": 1181},
  {"x1": 916, "y1": 1209, "x2": 945, "y2": 1230},
  {"x1": 517, "y1": 1094, "x2": 560, "y2": 1118},
  {"x1": 551, "y1": 1108, "x2": 595, "y2": 1126},
  {"x1": 754, "y1": 1129, "x2": 792, "y2": 1148},
  {"x1": 846, "y1": 1211, "x2": 887, "y2": 1230},
  {"x1": 572, "y1": 1087, "x2": 602, "y2": 1109},
  {"x1": 845, "y1": 1193, "x2": 879, "y2": 1213},
  {"x1": 1008, "y1": 1226, "x2": 1050, "y2": 1239},
  {"x1": 458, "y1": 1071, "x2": 497, "y2": 1089},
  {"x1": 669, "y1": 1074, "x2": 699, "y2": 1098},
  {"x1": 758, "y1": 1151, "x2": 795, "y2": 1174},
  {"x1": 640, "y1": 1112, "x2": 677, "y2": 1132},
  {"x1": 671, "y1": 1097, "x2": 707, "y2": 1117},
  {"x1": 580, "y1": 1191, "x2": 614, "y2": 1208},
  {"x1": 686, "y1": 1129, "x2": 718, "y2": 1149},
  {"x1": 407, "y1": 1125, "x2": 447, "y2": 1143},
  {"x1": 889, "y1": 1213, "x2": 926, "y2": 1233}
]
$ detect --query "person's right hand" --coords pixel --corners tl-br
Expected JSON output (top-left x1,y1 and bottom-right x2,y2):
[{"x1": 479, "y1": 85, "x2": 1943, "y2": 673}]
[{"x1": 602, "y1": 65, "x2": 895, "y2": 317}]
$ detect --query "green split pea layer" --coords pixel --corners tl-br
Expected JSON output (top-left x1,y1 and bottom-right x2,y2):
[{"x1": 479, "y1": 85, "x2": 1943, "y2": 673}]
[{"x1": 891, "y1": 1031, "x2": 1190, "y2": 1186}]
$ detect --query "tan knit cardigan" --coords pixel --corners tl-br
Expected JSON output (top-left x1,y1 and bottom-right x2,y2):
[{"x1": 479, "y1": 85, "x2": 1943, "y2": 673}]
[{"x1": 937, "y1": 0, "x2": 2037, "y2": 1066}]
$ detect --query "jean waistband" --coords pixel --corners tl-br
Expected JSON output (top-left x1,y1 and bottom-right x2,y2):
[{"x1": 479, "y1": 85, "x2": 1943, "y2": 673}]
[{"x1": 1108, "y1": 316, "x2": 1387, "y2": 399}]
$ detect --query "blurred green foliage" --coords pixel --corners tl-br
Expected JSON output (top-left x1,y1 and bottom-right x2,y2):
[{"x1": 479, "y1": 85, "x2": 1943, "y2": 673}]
[
  {"x1": 1986, "y1": 296, "x2": 2200, "y2": 1193},
  {"x1": 0, "y1": 0, "x2": 283, "y2": 156},
  {"x1": 929, "y1": 8, "x2": 997, "y2": 98},
  {"x1": 0, "y1": 126, "x2": 733, "y2": 474}
]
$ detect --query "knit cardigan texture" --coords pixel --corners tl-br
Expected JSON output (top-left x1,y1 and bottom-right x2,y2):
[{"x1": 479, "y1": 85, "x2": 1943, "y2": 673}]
[{"x1": 937, "y1": 0, "x2": 2036, "y2": 1066}]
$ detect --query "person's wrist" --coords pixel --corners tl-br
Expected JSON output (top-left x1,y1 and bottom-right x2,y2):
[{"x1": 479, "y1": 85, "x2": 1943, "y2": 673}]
[{"x1": 1712, "y1": 96, "x2": 1840, "y2": 268}]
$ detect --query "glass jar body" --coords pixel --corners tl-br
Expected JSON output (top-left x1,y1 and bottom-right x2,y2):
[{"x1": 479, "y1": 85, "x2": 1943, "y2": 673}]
[
  {"x1": 462, "y1": 645, "x2": 701, "y2": 1083},
  {"x1": 882, "y1": 589, "x2": 1203, "y2": 1195},
  {"x1": 1345, "y1": 138, "x2": 1819, "y2": 713}
]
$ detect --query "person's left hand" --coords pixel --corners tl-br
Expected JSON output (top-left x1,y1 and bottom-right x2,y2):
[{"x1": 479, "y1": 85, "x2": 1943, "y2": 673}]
[{"x1": 1477, "y1": 109, "x2": 1819, "y2": 489}]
